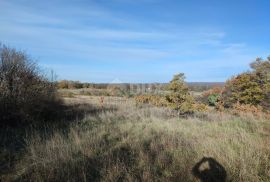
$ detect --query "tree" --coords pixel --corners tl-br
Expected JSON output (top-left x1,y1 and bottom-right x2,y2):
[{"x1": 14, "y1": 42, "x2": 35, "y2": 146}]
[
  {"x1": 250, "y1": 57, "x2": 270, "y2": 109},
  {"x1": 166, "y1": 73, "x2": 194, "y2": 115},
  {"x1": 0, "y1": 44, "x2": 61, "y2": 126},
  {"x1": 221, "y1": 57, "x2": 270, "y2": 109}
]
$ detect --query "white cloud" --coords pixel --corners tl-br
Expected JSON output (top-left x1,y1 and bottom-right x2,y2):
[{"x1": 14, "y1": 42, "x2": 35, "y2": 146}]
[{"x1": 1, "y1": 0, "x2": 263, "y2": 82}]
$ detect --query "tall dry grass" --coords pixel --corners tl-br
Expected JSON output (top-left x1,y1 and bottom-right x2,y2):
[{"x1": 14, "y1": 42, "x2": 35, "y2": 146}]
[{"x1": 4, "y1": 99, "x2": 269, "y2": 182}]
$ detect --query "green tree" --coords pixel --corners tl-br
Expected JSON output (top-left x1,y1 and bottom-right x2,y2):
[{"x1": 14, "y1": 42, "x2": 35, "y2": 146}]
[{"x1": 166, "y1": 73, "x2": 194, "y2": 115}]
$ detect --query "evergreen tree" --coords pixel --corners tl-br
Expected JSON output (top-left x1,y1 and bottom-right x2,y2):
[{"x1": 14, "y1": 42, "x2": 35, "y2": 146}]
[{"x1": 166, "y1": 73, "x2": 194, "y2": 115}]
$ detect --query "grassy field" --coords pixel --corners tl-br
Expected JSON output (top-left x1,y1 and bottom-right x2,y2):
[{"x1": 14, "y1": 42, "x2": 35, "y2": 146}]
[{"x1": 1, "y1": 96, "x2": 270, "y2": 181}]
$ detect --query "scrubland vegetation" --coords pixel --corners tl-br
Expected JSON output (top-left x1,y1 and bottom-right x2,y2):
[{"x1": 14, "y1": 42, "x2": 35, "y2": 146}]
[
  {"x1": 2, "y1": 97, "x2": 270, "y2": 181},
  {"x1": 0, "y1": 44, "x2": 62, "y2": 126},
  {"x1": 1, "y1": 44, "x2": 270, "y2": 181}
]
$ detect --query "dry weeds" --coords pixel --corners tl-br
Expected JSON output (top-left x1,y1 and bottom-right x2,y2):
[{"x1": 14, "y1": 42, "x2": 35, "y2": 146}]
[{"x1": 2, "y1": 96, "x2": 270, "y2": 181}]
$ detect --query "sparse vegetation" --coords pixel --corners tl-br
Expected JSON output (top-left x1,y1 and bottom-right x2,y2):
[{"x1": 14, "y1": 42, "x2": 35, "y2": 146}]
[
  {"x1": 1, "y1": 44, "x2": 270, "y2": 181},
  {"x1": 2, "y1": 98, "x2": 269, "y2": 182}
]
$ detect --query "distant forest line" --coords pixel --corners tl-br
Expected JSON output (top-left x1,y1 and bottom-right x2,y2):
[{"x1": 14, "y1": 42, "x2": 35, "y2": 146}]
[{"x1": 56, "y1": 80, "x2": 225, "y2": 92}]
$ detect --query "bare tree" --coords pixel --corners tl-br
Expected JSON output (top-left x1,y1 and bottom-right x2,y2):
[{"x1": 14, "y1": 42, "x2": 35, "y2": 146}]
[{"x1": 0, "y1": 44, "x2": 61, "y2": 126}]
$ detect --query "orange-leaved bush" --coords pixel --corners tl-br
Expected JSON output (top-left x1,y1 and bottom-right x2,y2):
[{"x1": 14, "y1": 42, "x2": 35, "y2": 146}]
[
  {"x1": 231, "y1": 102, "x2": 263, "y2": 117},
  {"x1": 135, "y1": 95, "x2": 167, "y2": 107},
  {"x1": 221, "y1": 57, "x2": 270, "y2": 110}
]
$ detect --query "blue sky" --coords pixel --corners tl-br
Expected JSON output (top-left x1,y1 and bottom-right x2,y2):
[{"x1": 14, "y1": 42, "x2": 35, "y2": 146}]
[{"x1": 0, "y1": 0, "x2": 269, "y2": 83}]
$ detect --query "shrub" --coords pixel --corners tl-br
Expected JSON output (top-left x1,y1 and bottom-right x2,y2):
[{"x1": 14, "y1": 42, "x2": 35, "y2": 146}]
[
  {"x1": 250, "y1": 57, "x2": 270, "y2": 109},
  {"x1": 221, "y1": 73, "x2": 264, "y2": 107},
  {"x1": 231, "y1": 102, "x2": 263, "y2": 117},
  {"x1": 0, "y1": 44, "x2": 61, "y2": 126},
  {"x1": 135, "y1": 95, "x2": 168, "y2": 107},
  {"x1": 202, "y1": 86, "x2": 223, "y2": 97},
  {"x1": 208, "y1": 94, "x2": 220, "y2": 106},
  {"x1": 57, "y1": 80, "x2": 69, "y2": 89},
  {"x1": 166, "y1": 73, "x2": 194, "y2": 115},
  {"x1": 215, "y1": 101, "x2": 225, "y2": 112},
  {"x1": 57, "y1": 80, "x2": 83, "y2": 89},
  {"x1": 82, "y1": 83, "x2": 91, "y2": 88},
  {"x1": 192, "y1": 103, "x2": 209, "y2": 112},
  {"x1": 107, "y1": 85, "x2": 125, "y2": 97},
  {"x1": 221, "y1": 57, "x2": 270, "y2": 110},
  {"x1": 198, "y1": 87, "x2": 223, "y2": 106}
]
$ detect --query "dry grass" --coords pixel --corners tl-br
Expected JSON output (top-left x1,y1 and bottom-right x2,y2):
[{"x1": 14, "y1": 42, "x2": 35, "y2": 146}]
[{"x1": 2, "y1": 96, "x2": 270, "y2": 181}]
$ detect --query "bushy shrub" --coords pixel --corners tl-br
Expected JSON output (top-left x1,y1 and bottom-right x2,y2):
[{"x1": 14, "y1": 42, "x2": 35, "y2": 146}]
[
  {"x1": 215, "y1": 101, "x2": 225, "y2": 112},
  {"x1": 222, "y1": 73, "x2": 264, "y2": 107},
  {"x1": 198, "y1": 86, "x2": 222, "y2": 106},
  {"x1": 250, "y1": 57, "x2": 270, "y2": 109},
  {"x1": 57, "y1": 80, "x2": 83, "y2": 89},
  {"x1": 221, "y1": 57, "x2": 270, "y2": 110},
  {"x1": 135, "y1": 95, "x2": 168, "y2": 107},
  {"x1": 0, "y1": 44, "x2": 61, "y2": 126},
  {"x1": 208, "y1": 94, "x2": 220, "y2": 106},
  {"x1": 166, "y1": 73, "x2": 194, "y2": 115},
  {"x1": 57, "y1": 80, "x2": 69, "y2": 89},
  {"x1": 70, "y1": 81, "x2": 83, "y2": 89},
  {"x1": 192, "y1": 103, "x2": 209, "y2": 112},
  {"x1": 231, "y1": 102, "x2": 263, "y2": 117},
  {"x1": 202, "y1": 86, "x2": 223, "y2": 97},
  {"x1": 82, "y1": 83, "x2": 92, "y2": 88}
]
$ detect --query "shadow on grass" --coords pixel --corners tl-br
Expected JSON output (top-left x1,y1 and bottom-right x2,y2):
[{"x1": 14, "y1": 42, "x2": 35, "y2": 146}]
[
  {"x1": 192, "y1": 157, "x2": 227, "y2": 182},
  {"x1": 13, "y1": 145, "x2": 137, "y2": 181},
  {"x1": 13, "y1": 152, "x2": 102, "y2": 182},
  {"x1": 0, "y1": 102, "x2": 117, "y2": 179}
]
